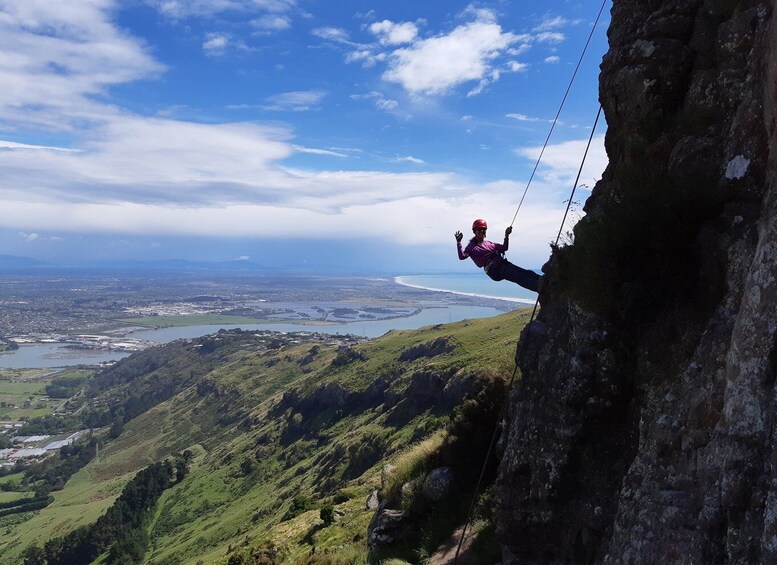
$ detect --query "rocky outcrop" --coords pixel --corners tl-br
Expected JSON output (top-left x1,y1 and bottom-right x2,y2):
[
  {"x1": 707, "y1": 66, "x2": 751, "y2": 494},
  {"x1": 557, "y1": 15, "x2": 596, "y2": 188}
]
[
  {"x1": 422, "y1": 467, "x2": 454, "y2": 501},
  {"x1": 496, "y1": 1, "x2": 777, "y2": 563},
  {"x1": 398, "y1": 336, "x2": 457, "y2": 362}
]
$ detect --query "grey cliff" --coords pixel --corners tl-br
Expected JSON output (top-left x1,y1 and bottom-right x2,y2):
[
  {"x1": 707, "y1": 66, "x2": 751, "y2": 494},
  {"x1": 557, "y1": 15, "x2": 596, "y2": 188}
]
[{"x1": 496, "y1": 1, "x2": 777, "y2": 563}]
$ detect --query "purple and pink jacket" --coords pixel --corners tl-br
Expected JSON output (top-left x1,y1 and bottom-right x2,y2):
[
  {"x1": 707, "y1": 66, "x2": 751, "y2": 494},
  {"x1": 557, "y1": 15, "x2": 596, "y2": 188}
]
[{"x1": 457, "y1": 237, "x2": 508, "y2": 268}]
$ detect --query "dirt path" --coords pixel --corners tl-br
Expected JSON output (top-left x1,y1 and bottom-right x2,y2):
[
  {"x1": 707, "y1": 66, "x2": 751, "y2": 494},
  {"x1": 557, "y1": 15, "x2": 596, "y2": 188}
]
[{"x1": 426, "y1": 524, "x2": 480, "y2": 565}]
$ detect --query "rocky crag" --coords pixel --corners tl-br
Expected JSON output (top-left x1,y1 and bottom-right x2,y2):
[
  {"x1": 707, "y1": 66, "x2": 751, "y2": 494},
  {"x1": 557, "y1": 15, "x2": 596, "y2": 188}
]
[{"x1": 496, "y1": 1, "x2": 777, "y2": 563}]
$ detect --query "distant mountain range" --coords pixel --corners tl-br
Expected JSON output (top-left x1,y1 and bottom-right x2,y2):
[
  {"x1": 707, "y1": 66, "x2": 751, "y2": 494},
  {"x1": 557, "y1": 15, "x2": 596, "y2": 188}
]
[
  {"x1": 0, "y1": 255, "x2": 52, "y2": 269},
  {"x1": 0, "y1": 254, "x2": 441, "y2": 276},
  {"x1": 0, "y1": 254, "x2": 279, "y2": 274}
]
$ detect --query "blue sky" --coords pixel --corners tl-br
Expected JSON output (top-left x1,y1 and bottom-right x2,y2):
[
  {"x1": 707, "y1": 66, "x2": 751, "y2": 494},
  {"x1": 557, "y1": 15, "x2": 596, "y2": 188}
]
[{"x1": 0, "y1": 0, "x2": 610, "y2": 273}]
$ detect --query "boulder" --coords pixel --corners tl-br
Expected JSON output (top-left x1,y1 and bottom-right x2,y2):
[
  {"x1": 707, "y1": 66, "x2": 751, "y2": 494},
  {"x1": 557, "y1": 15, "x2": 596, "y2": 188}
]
[
  {"x1": 367, "y1": 507, "x2": 412, "y2": 549},
  {"x1": 422, "y1": 467, "x2": 454, "y2": 501},
  {"x1": 366, "y1": 489, "x2": 380, "y2": 510}
]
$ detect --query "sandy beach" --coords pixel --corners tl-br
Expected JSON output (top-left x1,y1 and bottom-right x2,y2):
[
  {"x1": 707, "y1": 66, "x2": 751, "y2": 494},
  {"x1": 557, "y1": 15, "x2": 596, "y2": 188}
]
[{"x1": 394, "y1": 275, "x2": 536, "y2": 305}]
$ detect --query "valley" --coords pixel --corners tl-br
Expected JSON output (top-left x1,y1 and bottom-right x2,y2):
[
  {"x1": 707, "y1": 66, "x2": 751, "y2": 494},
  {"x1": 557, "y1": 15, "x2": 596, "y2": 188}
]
[{"x1": 0, "y1": 275, "x2": 529, "y2": 564}]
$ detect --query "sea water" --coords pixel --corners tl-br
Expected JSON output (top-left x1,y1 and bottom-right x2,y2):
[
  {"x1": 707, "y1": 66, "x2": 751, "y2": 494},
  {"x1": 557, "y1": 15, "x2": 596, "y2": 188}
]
[
  {"x1": 0, "y1": 303, "x2": 503, "y2": 369},
  {"x1": 0, "y1": 274, "x2": 538, "y2": 369},
  {"x1": 395, "y1": 273, "x2": 538, "y2": 304}
]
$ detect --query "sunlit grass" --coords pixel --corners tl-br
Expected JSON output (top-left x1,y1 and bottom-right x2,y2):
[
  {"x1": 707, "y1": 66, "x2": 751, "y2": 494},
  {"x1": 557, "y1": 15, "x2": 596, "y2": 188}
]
[
  {"x1": 380, "y1": 430, "x2": 446, "y2": 502},
  {"x1": 0, "y1": 309, "x2": 530, "y2": 563}
]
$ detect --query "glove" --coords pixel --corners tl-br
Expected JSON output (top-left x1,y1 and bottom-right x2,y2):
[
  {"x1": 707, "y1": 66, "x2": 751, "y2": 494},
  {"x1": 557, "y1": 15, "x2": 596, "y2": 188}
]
[
  {"x1": 454, "y1": 231, "x2": 463, "y2": 243},
  {"x1": 505, "y1": 226, "x2": 512, "y2": 237}
]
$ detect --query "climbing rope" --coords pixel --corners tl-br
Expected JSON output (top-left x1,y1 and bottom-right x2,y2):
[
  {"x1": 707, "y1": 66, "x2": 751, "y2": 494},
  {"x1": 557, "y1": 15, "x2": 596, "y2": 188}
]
[
  {"x1": 453, "y1": 0, "x2": 608, "y2": 557},
  {"x1": 452, "y1": 106, "x2": 602, "y2": 563},
  {"x1": 509, "y1": 0, "x2": 609, "y2": 229}
]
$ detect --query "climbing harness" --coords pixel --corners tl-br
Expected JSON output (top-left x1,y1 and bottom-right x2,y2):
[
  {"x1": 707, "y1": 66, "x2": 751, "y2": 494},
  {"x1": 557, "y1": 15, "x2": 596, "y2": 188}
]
[
  {"x1": 452, "y1": 106, "x2": 602, "y2": 564},
  {"x1": 452, "y1": 0, "x2": 608, "y2": 560}
]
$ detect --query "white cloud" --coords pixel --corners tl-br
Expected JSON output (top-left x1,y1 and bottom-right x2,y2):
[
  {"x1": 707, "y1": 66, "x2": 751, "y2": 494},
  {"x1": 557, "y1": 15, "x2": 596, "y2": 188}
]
[
  {"x1": 0, "y1": 129, "x2": 604, "y2": 269},
  {"x1": 544, "y1": 55, "x2": 560, "y2": 64},
  {"x1": 533, "y1": 16, "x2": 568, "y2": 32},
  {"x1": 506, "y1": 113, "x2": 562, "y2": 125},
  {"x1": 461, "y1": 6, "x2": 498, "y2": 24},
  {"x1": 335, "y1": 9, "x2": 574, "y2": 98},
  {"x1": 0, "y1": 188, "x2": 560, "y2": 265},
  {"x1": 147, "y1": 0, "x2": 297, "y2": 18},
  {"x1": 351, "y1": 91, "x2": 398, "y2": 111},
  {"x1": 203, "y1": 32, "x2": 252, "y2": 56},
  {"x1": 292, "y1": 146, "x2": 347, "y2": 158},
  {"x1": 508, "y1": 61, "x2": 529, "y2": 72},
  {"x1": 507, "y1": 44, "x2": 532, "y2": 56},
  {"x1": 345, "y1": 49, "x2": 386, "y2": 68},
  {"x1": 393, "y1": 156, "x2": 425, "y2": 165},
  {"x1": 515, "y1": 134, "x2": 608, "y2": 189},
  {"x1": 506, "y1": 113, "x2": 541, "y2": 122},
  {"x1": 0, "y1": 0, "x2": 165, "y2": 132},
  {"x1": 203, "y1": 33, "x2": 230, "y2": 56},
  {"x1": 0, "y1": 140, "x2": 80, "y2": 153},
  {"x1": 0, "y1": 110, "x2": 456, "y2": 210},
  {"x1": 535, "y1": 32, "x2": 565, "y2": 43},
  {"x1": 17, "y1": 231, "x2": 64, "y2": 243},
  {"x1": 312, "y1": 27, "x2": 352, "y2": 44},
  {"x1": 252, "y1": 14, "x2": 292, "y2": 32},
  {"x1": 0, "y1": 0, "x2": 598, "y2": 267},
  {"x1": 260, "y1": 90, "x2": 327, "y2": 111},
  {"x1": 382, "y1": 19, "x2": 518, "y2": 95},
  {"x1": 467, "y1": 69, "x2": 502, "y2": 97},
  {"x1": 369, "y1": 20, "x2": 419, "y2": 45}
]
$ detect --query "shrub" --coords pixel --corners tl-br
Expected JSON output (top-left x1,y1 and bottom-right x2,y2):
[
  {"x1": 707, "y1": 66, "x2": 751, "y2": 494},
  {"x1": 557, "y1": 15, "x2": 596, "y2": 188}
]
[
  {"x1": 319, "y1": 504, "x2": 334, "y2": 526},
  {"x1": 282, "y1": 494, "x2": 314, "y2": 521},
  {"x1": 330, "y1": 348, "x2": 367, "y2": 367},
  {"x1": 440, "y1": 373, "x2": 506, "y2": 484}
]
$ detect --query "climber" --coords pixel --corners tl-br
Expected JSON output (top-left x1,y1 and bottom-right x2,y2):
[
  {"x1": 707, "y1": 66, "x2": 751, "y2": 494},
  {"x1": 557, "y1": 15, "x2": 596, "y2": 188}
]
[{"x1": 455, "y1": 219, "x2": 543, "y2": 292}]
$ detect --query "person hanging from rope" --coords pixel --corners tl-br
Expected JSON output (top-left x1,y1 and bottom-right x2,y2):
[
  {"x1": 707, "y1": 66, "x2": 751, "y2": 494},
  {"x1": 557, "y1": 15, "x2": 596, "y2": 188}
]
[{"x1": 455, "y1": 219, "x2": 543, "y2": 292}]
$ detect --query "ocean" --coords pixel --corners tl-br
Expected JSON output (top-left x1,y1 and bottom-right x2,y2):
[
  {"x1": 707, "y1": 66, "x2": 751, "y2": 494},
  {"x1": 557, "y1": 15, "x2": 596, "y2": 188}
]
[
  {"x1": 0, "y1": 303, "x2": 504, "y2": 369},
  {"x1": 0, "y1": 274, "x2": 537, "y2": 369},
  {"x1": 395, "y1": 273, "x2": 538, "y2": 305}
]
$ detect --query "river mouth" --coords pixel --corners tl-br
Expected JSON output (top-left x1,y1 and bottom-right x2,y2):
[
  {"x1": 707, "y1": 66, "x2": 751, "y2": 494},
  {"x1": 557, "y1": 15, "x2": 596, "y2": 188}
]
[{"x1": 0, "y1": 303, "x2": 509, "y2": 369}]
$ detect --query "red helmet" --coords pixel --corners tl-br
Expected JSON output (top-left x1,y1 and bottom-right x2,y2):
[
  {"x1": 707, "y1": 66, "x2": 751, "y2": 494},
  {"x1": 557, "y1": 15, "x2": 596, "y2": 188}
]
[{"x1": 472, "y1": 219, "x2": 487, "y2": 231}]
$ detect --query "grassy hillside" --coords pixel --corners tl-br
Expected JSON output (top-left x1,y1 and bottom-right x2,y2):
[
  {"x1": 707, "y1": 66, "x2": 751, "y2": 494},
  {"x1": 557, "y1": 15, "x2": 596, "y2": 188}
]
[{"x1": 0, "y1": 309, "x2": 532, "y2": 564}]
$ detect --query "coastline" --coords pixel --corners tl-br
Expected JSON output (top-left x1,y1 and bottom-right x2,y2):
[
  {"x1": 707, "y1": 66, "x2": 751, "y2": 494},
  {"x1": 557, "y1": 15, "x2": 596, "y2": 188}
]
[{"x1": 394, "y1": 275, "x2": 536, "y2": 305}]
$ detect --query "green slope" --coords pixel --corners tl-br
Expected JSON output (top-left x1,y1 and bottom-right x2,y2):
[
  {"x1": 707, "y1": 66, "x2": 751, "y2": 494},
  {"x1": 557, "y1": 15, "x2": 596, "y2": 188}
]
[{"x1": 0, "y1": 309, "x2": 532, "y2": 564}]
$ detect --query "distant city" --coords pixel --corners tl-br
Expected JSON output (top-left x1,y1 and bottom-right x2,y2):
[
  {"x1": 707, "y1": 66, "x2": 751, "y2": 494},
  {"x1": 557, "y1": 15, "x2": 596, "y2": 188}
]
[{"x1": 0, "y1": 268, "x2": 515, "y2": 355}]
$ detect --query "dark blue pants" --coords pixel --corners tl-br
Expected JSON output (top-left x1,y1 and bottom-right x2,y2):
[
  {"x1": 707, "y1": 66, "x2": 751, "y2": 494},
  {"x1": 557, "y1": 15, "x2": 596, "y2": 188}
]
[{"x1": 485, "y1": 258, "x2": 541, "y2": 292}]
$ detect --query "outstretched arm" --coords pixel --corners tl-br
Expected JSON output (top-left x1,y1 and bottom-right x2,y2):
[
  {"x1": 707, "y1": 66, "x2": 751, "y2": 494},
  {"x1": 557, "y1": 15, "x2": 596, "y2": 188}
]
[
  {"x1": 502, "y1": 226, "x2": 512, "y2": 251},
  {"x1": 455, "y1": 231, "x2": 468, "y2": 260}
]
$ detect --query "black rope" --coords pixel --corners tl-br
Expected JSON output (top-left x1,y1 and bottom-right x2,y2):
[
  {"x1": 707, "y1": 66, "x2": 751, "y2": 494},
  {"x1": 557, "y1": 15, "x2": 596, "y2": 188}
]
[
  {"x1": 509, "y1": 0, "x2": 609, "y2": 229},
  {"x1": 553, "y1": 105, "x2": 603, "y2": 248},
  {"x1": 453, "y1": 0, "x2": 609, "y2": 557},
  {"x1": 452, "y1": 105, "x2": 602, "y2": 564}
]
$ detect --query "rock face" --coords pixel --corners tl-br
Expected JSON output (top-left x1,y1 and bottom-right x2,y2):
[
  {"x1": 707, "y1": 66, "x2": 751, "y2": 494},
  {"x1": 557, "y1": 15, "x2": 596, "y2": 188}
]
[{"x1": 496, "y1": 1, "x2": 777, "y2": 563}]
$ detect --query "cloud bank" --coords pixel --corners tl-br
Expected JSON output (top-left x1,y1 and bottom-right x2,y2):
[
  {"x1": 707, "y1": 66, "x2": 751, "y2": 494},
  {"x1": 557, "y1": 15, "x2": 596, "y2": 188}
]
[{"x1": 0, "y1": 1, "x2": 606, "y2": 268}]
